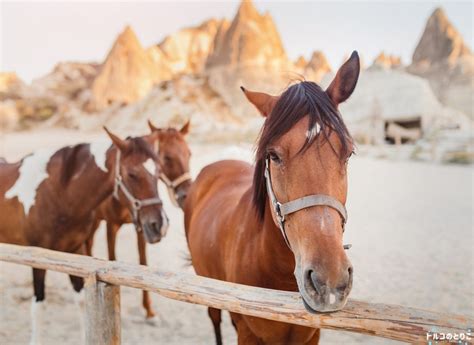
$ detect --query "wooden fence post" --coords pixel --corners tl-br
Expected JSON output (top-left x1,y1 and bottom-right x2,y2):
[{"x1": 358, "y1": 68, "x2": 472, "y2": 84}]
[{"x1": 84, "y1": 275, "x2": 121, "y2": 345}]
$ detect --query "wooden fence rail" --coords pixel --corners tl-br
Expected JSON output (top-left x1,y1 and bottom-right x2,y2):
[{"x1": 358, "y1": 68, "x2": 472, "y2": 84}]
[{"x1": 0, "y1": 243, "x2": 472, "y2": 344}]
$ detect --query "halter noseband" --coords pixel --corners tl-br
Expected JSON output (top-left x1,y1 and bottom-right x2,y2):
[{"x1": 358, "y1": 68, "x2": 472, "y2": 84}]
[
  {"x1": 159, "y1": 172, "x2": 192, "y2": 207},
  {"x1": 113, "y1": 150, "x2": 163, "y2": 229},
  {"x1": 264, "y1": 158, "x2": 351, "y2": 251}
]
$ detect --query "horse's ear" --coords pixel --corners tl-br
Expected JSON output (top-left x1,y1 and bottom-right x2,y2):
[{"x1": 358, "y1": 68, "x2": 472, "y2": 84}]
[
  {"x1": 147, "y1": 119, "x2": 161, "y2": 133},
  {"x1": 103, "y1": 126, "x2": 129, "y2": 151},
  {"x1": 240, "y1": 86, "x2": 279, "y2": 117},
  {"x1": 180, "y1": 119, "x2": 190, "y2": 135},
  {"x1": 150, "y1": 131, "x2": 161, "y2": 152},
  {"x1": 326, "y1": 51, "x2": 360, "y2": 106}
]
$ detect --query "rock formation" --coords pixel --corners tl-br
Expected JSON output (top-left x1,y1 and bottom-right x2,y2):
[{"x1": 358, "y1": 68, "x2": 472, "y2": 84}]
[
  {"x1": 205, "y1": 0, "x2": 291, "y2": 117},
  {"x1": 157, "y1": 19, "x2": 224, "y2": 75},
  {"x1": 206, "y1": 1, "x2": 287, "y2": 69},
  {"x1": 31, "y1": 62, "x2": 100, "y2": 103},
  {"x1": 371, "y1": 52, "x2": 402, "y2": 70},
  {"x1": 90, "y1": 26, "x2": 165, "y2": 110},
  {"x1": 412, "y1": 8, "x2": 471, "y2": 68},
  {"x1": 0, "y1": 72, "x2": 23, "y2": 93},
  {"x1": 294, "y1": 56, "x2": 307, "y2": 70},
  {"x1": 408, "y1": 7, "x2": 473, "y2": 117},
  {"x1": 303, "y1": 51, "x2": 332, "y2": 82},
  {"x1": 318, "y1": 68, "x2": 471, "y2": 146}
]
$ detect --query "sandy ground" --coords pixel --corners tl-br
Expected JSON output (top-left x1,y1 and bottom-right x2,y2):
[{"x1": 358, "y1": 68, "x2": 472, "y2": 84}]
[{"x1": 0, "y1": 129, "x2": 473, "y2": 344}]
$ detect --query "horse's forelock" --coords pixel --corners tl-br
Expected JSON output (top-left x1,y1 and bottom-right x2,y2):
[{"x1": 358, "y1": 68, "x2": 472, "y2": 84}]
[
  {"x1": 252, "y1": 81, "x2": 353, "y2": 220},
  {"x1": 125, "y1": 137, "x2": 158, "y2": 161}
]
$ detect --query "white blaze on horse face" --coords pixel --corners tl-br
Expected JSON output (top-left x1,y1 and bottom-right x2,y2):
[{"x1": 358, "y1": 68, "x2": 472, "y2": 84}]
[
  {"x1": 306, "y1": 123, "x2": 321, "y2": 141},
  {"x1": 5, "y1": 148, "x2": 56, "y2": 216},
  {"x1": 89, "y1": 139, "x2": 112, "y2": 172},
  {"x1": 143, "y1": 158, "x2": 156, "y2": 176}
]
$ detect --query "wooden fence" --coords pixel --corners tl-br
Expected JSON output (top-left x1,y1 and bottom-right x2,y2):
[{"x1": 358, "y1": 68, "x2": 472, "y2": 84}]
[{"x1": 0, "y1": 243, "x2": 472, "y2": 344}]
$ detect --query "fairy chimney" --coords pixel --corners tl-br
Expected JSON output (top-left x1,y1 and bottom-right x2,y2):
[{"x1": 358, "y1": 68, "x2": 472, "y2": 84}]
[
  {"x1": 91, "y1": 26, "x2": 164, "y2": 110},
  {"x1": 206, "y1": 0, "x2": 288, "y2": 69},
  {"x1": 408, "y1": 7, "x2": 473, "y2": 117}
]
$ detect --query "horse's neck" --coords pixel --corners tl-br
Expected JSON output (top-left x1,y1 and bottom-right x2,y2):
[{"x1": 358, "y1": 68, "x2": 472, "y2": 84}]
[
  {"x1": 249, "y1": 201, "x2": 296, "y2": 290},
  {"x1": 59, "y1": 145, "x2": 116, "y2": 217}
]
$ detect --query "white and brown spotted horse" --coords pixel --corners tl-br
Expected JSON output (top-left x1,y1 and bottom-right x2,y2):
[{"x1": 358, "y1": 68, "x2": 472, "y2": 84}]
[{"x1": 0, "y1": 127, "x2": 167, "y2": 344}]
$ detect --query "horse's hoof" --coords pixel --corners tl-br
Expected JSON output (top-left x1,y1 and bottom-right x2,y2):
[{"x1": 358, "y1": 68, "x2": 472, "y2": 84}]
[{"x1": 145, "y1": 314, "x2": 159, "y2": 326}]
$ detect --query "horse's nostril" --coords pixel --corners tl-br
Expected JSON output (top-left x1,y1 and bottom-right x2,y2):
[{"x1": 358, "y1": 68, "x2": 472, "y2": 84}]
[
  {"x1": 337, "y1": 266, "x2": 353, "y2": 293},
  {"x1": 308, "y1": 270, "x2": 324, "y2": 295}
]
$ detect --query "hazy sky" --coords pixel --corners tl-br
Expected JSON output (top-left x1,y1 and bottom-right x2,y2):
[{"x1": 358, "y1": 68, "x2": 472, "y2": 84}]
[{"x1": 1, "y1": 1, "x2": 472, "y2": 82}]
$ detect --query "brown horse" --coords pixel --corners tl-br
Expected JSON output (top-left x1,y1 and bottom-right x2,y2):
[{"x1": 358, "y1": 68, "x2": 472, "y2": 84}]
[
  {"x1": 0, "y1": 128, "x2": 167, "y2": 344},
  {"x1": 184, "y1": 52, "x2": 360, "y2": 344},
  {"x1": 85, "y1": 120, "x2": 192, "y2": 319}
]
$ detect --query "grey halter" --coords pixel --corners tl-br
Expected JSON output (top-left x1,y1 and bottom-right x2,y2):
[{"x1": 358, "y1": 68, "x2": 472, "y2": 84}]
[
  {"x1": 159, "y1": 172, "x2": 192, "y2": 207},
  {"x1": 264, "y1": 158, "x2": 351, "y2": 251},
  {"x1": 113, "y1": 150, "x2": 163, "y2": 228}
]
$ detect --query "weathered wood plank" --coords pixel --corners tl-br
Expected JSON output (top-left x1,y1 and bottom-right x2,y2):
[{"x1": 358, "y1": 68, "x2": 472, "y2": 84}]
[
  {"x1": 84, "y1": 276, "x2": 121, "y2": 345},
  {"x1": 0, "y1": 243, "x2": 472, "y2": 343}
]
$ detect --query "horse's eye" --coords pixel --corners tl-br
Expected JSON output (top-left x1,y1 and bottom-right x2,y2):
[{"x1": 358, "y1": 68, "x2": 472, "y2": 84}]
[
  {"x1": 269, "y1": 152, "x2": 282, "y2": 164},
  {"x1": 128, "y1": 172, "x2": 138, "y2": 180}
]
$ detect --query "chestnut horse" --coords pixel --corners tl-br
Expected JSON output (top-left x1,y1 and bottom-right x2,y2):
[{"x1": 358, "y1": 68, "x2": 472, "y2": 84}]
[
  {"x1": 85, "y1": 120, "x2": 192, "y2": 319},
  {"x1": 0, "y1": 128, "x2": 167, "y2": 344},
  {"x1": 184, "y1": 52, "x2": 360, "y2": 344}
]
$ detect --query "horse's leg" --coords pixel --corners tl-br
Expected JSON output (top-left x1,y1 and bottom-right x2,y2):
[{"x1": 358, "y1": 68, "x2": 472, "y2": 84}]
[
  {"x1": 208, "y1": 307, "x2": 223, "y2": 345},
  {"x1": 231, "y1": 314, "x2": 260, "y2": 345},
  {"x1": 84, "y1": 219, "x2": 100, "y2": 257},
  {"x1": 137, "y1": 230, "x2": 155, "y2": 319},
  {"x1": 69, "y1": 245, "x2": 86, "y2": 344},
  {"x1": 30, "y1": 268, "x2": 46, "y2": 345},
  {"x1": 306, "y1": 329, "x2": 321, "y2": 345},
  {"x1": 84, "y1": 236, "x2": 93, "y2": 257},
  {"x1": 106, "y1": 222, "x2": 119, "y2": 261}
]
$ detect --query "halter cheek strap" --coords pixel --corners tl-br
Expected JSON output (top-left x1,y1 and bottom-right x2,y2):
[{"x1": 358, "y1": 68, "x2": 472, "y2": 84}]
[
  {"x1": 264, "y1": 158, "x2": 351, "y2": 251},
  {"x1": 160, "y1": 172, "x2": 192, "y2": 207},
  {"x1": 113, "y1": 150, "x2": 163, "y2": 229}
]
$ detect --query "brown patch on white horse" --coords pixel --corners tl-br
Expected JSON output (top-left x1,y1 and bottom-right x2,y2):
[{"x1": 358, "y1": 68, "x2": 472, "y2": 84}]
[{"x1": 0, "y1": 128, "x2": 166, "y2": 344}]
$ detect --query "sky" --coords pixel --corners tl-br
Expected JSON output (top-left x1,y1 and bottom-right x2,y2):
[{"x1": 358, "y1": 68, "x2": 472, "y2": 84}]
[{"x1": 1, "y1": 0, "x2": 472, "y2": 82}]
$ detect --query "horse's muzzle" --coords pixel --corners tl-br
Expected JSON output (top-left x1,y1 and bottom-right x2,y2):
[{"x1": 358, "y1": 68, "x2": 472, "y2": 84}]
[
  {"x1": 142, "y1": 209, "x2": 169, "y2": 244},
  {"x1": 296, "y1": 265, "x2": 353, "y2": 313}
]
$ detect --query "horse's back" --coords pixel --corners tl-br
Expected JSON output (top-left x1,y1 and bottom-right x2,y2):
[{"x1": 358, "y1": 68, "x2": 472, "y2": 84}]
[{"x1": 184, "y1": 160, "x2": 253, "y2": 279}]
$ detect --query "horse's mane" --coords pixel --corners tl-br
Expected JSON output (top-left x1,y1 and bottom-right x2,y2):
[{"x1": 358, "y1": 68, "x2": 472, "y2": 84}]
[
  {"x1": 59, "y1": 137, "x2": 157, "y2": 186},
  {"x1": 124, "y1": 136, "x2": 158, "y2": 160},
  {"x1": 252, "y1": 81, "x2": 353, "y2": 220},
  {"x1": 59, "y1": 144, "x2": 88, "y2": 186}
]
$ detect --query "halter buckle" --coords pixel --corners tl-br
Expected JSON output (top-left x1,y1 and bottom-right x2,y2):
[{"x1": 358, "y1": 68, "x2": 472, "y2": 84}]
[
  {"x1": 275, "y1": 201, "x2": 285, "y2": 224},
  {"x1": 133, "y1": 199, "x2": 142, "y2": 210}
]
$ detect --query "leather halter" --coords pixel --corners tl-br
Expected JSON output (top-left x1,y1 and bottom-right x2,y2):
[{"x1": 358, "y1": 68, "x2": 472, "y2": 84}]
[
  {"x1": 264, "y1": 158, "x2": 351, "y2": 251},
  {"x1": 113, "y1": 150, "x2": 163, "y2": 229},
  {"x1": 160, "y1": 172, "x2": 192, "y2": 207}
]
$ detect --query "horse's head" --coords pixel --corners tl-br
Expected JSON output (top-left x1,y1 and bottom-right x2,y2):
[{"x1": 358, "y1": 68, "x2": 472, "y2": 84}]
[
  {"x1": 245, "y1": 52, "x2": 360, "y2": 312},
  {"x1": 148, "y1": 120, "x2": 192, "y2": 208},
  {"x1": 104, "y1": 127, "x2": 168, "y2": 244}
]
